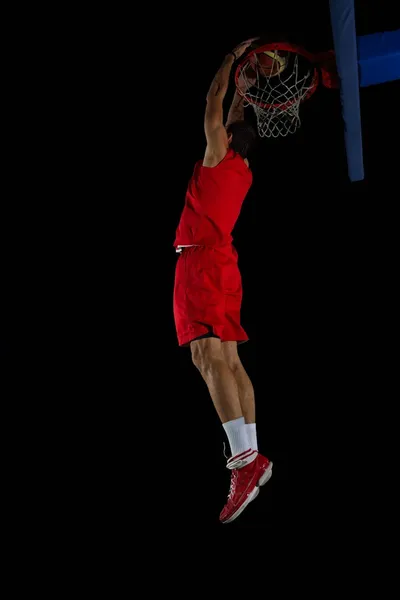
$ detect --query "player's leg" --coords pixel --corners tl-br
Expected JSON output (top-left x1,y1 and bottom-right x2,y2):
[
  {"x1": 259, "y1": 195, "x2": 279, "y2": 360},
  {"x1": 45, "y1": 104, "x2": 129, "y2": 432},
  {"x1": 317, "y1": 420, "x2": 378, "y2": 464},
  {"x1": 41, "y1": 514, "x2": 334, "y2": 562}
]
[
  {"x1": 191, "y1": 336, "x2": 252, "y2": 459},
  {"x1": 217, "y1": 254, "x2": 272, "y2": 523},
  {"x1": 191, "y1": 336, "x2": 242, "y2": 424},
  {"x1": 219, "y1": 250, "x2": 258, "y2": 447},
  {"x1": 217, "y1": 339, "x2": 272, "y2": 525},
  {"x1": 222, "y1": 342, "x2": 255, "y2": 422},
  {"x1": 221, "y1": 341, "x2": 258, "y2": 451}
]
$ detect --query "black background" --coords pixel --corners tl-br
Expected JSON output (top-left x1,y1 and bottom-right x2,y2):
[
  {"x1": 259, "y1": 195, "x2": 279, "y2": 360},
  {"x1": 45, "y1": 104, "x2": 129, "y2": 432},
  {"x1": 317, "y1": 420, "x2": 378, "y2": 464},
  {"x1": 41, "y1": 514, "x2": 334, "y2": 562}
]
[{"x1": 4, "y1": 0, "x2": 400, "y2": 553}]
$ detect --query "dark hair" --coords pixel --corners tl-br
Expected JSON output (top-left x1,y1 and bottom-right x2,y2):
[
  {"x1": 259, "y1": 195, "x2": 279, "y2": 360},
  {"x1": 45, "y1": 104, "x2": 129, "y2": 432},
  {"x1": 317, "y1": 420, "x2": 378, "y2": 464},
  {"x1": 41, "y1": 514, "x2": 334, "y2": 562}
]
[{"x1": 227, "y1": 120, "x2": 257, "y2": 158}]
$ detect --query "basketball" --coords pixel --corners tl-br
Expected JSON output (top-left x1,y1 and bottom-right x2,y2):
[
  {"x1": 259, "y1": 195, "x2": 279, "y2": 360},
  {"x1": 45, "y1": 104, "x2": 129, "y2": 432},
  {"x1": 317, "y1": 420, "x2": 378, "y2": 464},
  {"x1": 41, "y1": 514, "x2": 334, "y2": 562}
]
[{"x1": 248, "y1": 51, "x2": 288, "y2": 78}]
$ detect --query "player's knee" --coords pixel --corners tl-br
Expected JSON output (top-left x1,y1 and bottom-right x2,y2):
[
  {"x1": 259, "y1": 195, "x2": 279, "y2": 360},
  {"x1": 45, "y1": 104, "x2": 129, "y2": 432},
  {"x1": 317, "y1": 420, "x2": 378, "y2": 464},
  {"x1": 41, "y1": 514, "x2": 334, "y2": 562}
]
[
  {"x1": 222, "y1": 344, "x2": 241, "y2": 372},
  {"x1": 225, "y1": 356, "x2": 241, "y2": 372},
  {"x1": 191, "y1": 344, "x2": 210, "y2": 373},
  {"x1": 191, "y1": 338, "x2": 222, "y2": 374}
]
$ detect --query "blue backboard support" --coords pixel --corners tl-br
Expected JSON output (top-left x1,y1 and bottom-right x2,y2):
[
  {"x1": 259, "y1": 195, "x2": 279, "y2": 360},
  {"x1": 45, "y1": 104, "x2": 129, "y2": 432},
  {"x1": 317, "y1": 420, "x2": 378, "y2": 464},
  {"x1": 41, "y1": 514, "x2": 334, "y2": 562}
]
[{"x1": 358, "y1": 29, "x2": 400, "y2": 87}]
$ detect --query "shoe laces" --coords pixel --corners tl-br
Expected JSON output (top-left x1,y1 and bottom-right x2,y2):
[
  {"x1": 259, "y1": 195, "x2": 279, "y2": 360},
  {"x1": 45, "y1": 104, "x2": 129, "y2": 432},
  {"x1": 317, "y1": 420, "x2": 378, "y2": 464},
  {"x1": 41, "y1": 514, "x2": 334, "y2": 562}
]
[
  {"x1": 224, "y1": 443, "x2": 238, "y2": 500},
  {"x1": 228, "y1": 470, "x2": 238, "y2": 500}
]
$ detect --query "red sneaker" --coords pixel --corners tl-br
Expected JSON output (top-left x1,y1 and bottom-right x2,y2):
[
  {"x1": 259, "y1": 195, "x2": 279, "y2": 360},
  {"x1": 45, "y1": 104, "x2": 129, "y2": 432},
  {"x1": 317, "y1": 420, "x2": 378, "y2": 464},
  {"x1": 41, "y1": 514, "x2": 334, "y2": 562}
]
[{"x1": 220, "y1": 451, "x2": 273, "y2": 524}]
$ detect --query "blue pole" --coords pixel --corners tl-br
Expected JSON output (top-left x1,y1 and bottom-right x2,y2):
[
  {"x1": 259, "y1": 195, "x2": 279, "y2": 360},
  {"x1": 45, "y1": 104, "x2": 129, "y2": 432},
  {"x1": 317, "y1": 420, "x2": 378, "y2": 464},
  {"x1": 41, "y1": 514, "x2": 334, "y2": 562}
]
[{"x1": 329, "y1": 0, "x2": 364, "y2": 182}]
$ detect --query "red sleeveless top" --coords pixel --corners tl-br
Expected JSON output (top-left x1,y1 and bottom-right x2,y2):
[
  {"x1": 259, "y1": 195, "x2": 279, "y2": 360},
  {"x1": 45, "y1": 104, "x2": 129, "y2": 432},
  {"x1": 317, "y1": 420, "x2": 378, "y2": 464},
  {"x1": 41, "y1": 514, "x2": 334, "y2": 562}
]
[{"x1": 174, "y1": 149, "x2": 253, "y2": 248}]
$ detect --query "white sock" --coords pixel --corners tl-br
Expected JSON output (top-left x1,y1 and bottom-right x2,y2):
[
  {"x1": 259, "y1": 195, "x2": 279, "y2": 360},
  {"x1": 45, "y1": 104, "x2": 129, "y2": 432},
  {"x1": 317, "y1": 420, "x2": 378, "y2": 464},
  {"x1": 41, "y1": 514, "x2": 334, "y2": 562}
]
[
  {"x1": 223, "y1": 417, "x2": 250, "y2": 458},
  {"x1": 246, "y1": 423, "x2": 258, "y2": 452}
]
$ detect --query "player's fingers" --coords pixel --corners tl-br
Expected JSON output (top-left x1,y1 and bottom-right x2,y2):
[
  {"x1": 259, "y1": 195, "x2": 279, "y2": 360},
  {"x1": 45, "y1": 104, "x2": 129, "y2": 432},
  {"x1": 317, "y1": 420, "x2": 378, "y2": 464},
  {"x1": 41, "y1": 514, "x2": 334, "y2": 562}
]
[{"x1": 244, "y1": 37, "x2": 259, "y2": 45}]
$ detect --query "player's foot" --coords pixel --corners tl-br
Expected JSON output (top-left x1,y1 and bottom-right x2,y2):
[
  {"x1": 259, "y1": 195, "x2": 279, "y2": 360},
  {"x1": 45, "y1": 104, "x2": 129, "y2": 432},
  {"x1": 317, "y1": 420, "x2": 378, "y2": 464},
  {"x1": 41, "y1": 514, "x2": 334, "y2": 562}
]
[{"x1": 220, "y1": 451, "x2": 273, "y2": 524}]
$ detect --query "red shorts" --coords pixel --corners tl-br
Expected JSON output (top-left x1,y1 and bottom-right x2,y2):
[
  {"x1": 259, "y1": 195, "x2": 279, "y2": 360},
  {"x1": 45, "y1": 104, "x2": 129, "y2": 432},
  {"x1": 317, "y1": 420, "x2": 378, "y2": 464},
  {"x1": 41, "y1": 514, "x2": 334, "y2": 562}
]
[{"x1": 173, "y1": 245, "x2": 248, "y2": 347}]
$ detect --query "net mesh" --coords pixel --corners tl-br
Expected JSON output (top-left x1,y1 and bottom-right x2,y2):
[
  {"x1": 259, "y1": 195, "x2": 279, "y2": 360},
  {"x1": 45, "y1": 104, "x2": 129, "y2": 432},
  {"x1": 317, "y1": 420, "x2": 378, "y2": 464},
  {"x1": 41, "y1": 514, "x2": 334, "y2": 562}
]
[{"x1": 237, "y1": 51, "x2": 317, "y2": 138}]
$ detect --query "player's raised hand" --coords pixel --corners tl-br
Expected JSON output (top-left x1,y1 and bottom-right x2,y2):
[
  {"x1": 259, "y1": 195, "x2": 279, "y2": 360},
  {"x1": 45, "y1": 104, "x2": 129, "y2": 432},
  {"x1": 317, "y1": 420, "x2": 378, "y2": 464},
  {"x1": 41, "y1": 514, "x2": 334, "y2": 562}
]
[{"x1": 231, "y1": 37, "x2": 259, "y2": 60}]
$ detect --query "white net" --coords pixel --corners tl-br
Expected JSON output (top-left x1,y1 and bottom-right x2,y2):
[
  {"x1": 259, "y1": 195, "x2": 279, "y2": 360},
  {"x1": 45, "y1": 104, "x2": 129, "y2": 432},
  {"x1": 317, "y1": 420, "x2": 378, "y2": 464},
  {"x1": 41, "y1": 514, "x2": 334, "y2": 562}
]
[{"x1": 237, "y1": 51, "x2": 317, "y2": 138}]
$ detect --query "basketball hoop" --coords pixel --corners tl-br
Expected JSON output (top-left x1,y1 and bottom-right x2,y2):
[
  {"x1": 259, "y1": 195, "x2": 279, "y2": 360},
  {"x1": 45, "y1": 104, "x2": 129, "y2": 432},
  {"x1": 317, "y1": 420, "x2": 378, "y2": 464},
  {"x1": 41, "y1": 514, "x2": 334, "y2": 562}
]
[{"x1": 235, "y1": 42, "x2": 336, "y2": 138}]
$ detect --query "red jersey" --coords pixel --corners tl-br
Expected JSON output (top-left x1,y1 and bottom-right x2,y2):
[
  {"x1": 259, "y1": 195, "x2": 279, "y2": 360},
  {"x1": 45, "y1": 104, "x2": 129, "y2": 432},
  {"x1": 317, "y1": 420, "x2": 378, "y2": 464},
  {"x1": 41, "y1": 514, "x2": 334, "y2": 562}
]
[{"x1": 174, "y1": 149, "x2": 253, "y2": 248}]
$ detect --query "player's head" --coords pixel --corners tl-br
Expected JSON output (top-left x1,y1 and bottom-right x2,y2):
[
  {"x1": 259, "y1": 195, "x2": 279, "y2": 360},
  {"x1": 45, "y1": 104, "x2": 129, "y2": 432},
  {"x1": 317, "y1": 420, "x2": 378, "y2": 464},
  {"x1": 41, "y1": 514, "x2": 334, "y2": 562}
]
[{"x1": 226, "y1": 120, "x2": 257, "y2": 158}]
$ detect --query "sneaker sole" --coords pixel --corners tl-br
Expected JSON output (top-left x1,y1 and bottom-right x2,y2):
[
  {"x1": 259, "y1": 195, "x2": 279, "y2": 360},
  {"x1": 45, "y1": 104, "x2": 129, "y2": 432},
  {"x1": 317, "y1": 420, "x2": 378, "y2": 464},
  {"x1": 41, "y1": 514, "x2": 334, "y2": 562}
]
[{"x1": 222, "y1": 462, "x2": 273, "y2": 524}]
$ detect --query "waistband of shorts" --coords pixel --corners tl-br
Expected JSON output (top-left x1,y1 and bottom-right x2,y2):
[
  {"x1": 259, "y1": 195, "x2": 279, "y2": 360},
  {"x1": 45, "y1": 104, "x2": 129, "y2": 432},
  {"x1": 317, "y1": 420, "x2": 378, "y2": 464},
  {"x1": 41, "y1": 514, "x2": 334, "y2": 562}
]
[
  {"x1": 175, "y1": 244, "x2": 199, "y2": 254},
  {"x1": 175, "y1": 243, "x2": 236, "y2": 254}
]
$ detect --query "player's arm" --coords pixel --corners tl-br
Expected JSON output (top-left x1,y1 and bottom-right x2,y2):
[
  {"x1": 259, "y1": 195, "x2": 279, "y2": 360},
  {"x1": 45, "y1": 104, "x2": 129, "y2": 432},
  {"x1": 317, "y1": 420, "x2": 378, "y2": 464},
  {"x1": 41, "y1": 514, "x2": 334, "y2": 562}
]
[
  {"x1": 204, "y1": 53, "x2": 235, "y2": 160},
  {"x1": 225, "y1": 64, "x2": 257, "y2": 127},
  {"x1": 225, "y1": 90, "x2": 245, "y2": 128},
  {"x1": 204, "y1": 39, "x2": 257, "y2": 160}
]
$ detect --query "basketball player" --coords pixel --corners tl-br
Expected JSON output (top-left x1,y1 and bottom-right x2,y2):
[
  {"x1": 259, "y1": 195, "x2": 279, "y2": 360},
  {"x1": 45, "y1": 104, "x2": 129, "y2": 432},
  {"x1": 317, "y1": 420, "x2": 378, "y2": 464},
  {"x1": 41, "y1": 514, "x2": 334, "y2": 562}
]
[{"x1": 173, "y1": 39, "x2": 272, "y2": 524}]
